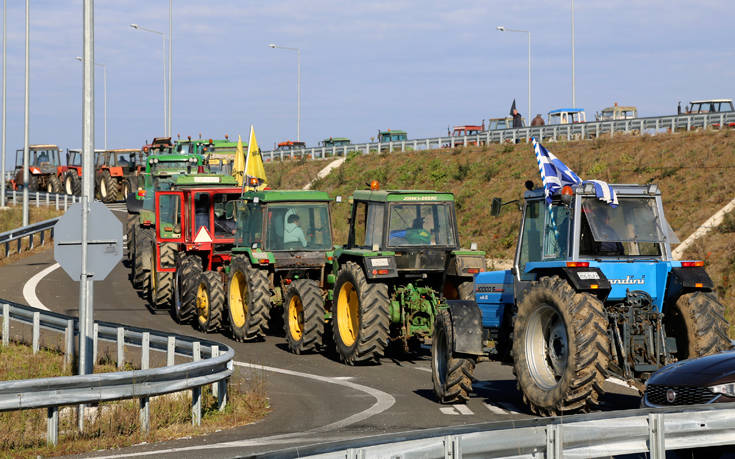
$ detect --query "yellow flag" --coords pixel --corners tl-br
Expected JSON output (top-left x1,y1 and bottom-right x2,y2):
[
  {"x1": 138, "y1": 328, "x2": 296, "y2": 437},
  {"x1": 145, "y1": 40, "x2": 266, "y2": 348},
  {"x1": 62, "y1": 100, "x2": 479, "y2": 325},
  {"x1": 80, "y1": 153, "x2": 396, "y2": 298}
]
[
  {"x1": 233, "y1": 135, "x2": 246, "y2": 186},
  {"x1": 244, "y1": 124, "x2": 267, "y2": 189}
]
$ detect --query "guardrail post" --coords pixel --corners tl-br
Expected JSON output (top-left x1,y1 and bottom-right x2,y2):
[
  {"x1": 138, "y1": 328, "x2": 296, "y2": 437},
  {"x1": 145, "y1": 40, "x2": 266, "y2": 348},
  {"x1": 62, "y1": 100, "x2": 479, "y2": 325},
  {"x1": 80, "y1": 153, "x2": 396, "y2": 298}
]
[
  {"x1": 2, "y1": 303, "x2": 9, "y2": 346},
  {"x1": 192, "y1": 341, "x2": 201, "y2": 426},
  {"x1": 63, "y1": 194, "x2": 68, "y2": 211},
  {"x1": 117, "y1": 327, "x2": 125, "y2": 369},
  {"x1": 47, "y1": 406, "x2": 59, "y2": 446},
  {"x1": 648, "y1": 413, "x2": 665, "y2": 459},
  {"x1": 12, "y1": 189, "x2": 16, "y2": 205},
  {"x1": 32, "y1": 311, "x2": 40, "y2": 354},
  {"x1": 65, "y1": 319, "x2": 74, "y2": 368},
  {"x1": 443, "y1": 435, "x2": 461, "y2": 459},
  {"x1": 546, "y1": 424, "x2": 562, "y2": 459},
  {"x1": 4, "y1": 240, "x2": 8, "y2": 257},
  {"x1": 55, "y1": 193, "x2": 59, "y2": 210},
  {"x1": 40, "y1": 229, "x2": 45, "y2": 247},
  {"x1": 36, "y1": 191, "x2": 39, "y2": 208},
  {"x1": 140, "y1": 331, "x2": 150, "y2": 433},
  {"x1": 167, "y1": 335, "x2": 175, "y2": 366},
  {"x1": 211, "y1": 345, "x2": 219, "y2": 399},
  {"x1": 687, "y1": 116, "x2": 691, "y2": 131},
  {"x1": 92, "y1": 322, "x2": 98, "y2": 365}
]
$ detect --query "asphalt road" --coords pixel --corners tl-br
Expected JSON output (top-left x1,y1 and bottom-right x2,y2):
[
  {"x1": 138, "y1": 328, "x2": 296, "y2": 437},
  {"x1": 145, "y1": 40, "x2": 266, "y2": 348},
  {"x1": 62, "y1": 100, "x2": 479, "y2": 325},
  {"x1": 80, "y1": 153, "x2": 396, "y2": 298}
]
[{"x1": 2, "y1": 204, "x2": 641, "y2": 458}]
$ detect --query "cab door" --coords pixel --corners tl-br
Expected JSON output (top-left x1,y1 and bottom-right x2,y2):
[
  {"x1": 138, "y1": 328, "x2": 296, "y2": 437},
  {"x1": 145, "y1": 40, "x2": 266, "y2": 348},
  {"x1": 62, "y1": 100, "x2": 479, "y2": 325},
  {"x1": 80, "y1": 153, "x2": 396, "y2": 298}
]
[{"x1": 155, "y1": 191, "x2": 185, "y2": 272}]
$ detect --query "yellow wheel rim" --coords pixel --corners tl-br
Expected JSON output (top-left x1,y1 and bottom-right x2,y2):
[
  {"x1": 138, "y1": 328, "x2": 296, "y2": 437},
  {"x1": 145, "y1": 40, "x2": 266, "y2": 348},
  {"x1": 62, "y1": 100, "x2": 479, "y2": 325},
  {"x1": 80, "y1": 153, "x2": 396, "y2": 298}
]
[
  {"x1": 337, "y1": 280, "x2": 359, "y2": 347},
  {"x1": 288, "y1": 294, "x2": 304, "y2": 341},
  {"x1": 196, "y1": 282, "x2": 209, "y2": 325},
  {"x1": 228, "y1": 271, "x2": 248, "y2": 328}
]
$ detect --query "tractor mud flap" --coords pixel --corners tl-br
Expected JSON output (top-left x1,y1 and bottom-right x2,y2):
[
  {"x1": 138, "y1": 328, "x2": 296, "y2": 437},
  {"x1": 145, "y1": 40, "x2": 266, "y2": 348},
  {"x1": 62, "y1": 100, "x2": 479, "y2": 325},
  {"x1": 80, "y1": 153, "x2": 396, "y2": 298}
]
[
  {"x1": 126, "y1": 192, "x2": 143, "y2": 214},
  {"x1": 446, "y1": 300, "x2": 484, "y2": 356},
  {"x1": 670, "y1": 267, "x2": 714, "y2": 290}
]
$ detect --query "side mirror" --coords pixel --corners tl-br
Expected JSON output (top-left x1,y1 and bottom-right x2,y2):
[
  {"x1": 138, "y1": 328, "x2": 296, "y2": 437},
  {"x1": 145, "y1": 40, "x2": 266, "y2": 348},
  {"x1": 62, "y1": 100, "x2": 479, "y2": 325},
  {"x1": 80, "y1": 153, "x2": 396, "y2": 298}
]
[
  {"x1": 224, "y1": 201, "x2": 235, "y2": 219},
  {"x1": 490, "y1": 197, "x2": 502, "y2": 217}
]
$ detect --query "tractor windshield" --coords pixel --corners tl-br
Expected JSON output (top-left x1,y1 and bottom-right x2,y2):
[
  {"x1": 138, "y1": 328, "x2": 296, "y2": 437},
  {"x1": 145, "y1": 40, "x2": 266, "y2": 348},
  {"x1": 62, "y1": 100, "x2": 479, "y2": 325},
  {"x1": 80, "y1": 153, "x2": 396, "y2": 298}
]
[
  {"x1": 235, "y1": 202, "x2": 265, "y2": 249},
  {"x1": 150, "y1": 159, "x2": 193, "y2": 174},
  {"x1": 387, "y1": 202, "x2": 456, "y2": 247},
  {"x1": 580, "y1": 197, "x2": 678, "y2": 257},
  {"x1": 263, "y1": 203, "x2": 332, "y2": 251}
]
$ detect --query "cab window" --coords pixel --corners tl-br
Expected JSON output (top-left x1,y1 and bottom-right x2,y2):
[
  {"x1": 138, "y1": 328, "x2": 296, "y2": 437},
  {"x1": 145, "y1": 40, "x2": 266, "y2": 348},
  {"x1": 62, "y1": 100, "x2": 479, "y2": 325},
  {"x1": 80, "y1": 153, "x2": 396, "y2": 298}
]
[
  {"x1": 517, "y1": 200, "x2": 543, "y2": 280},
  {"x1": 158, "y1": 194, "x2": 181, "y2": 239}
]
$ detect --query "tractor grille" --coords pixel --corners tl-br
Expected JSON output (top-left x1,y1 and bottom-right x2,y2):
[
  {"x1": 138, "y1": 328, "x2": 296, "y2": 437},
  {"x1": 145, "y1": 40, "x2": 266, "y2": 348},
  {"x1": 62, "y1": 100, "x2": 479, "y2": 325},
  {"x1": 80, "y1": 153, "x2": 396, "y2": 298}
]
[{"x1": 645, "y1": 384, "x2": 717, "y2": 406}]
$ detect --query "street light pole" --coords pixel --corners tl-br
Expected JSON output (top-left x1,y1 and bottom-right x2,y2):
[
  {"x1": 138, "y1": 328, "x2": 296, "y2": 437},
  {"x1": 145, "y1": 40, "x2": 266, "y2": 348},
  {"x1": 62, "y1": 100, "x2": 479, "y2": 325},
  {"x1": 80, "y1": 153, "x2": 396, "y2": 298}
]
[
  {"x1": 269, "y1": 43, "x2": 301, "y2": 141},
  {"x1": 22, "y1": 0, "x2": 29, "y2": 226},
  {"x1": 75, "y1": 57, "x2": 107, "y2": 149},
  {"x1": 168, "y1": 0, "x2": 172, "y2": 138},
  {"x1": 571, "y1": 0, "x2": 576, "y2": 108},
  {"x1": 497, "y1": 26, "x2": 531, "y2": 124},
  {"x1": 130, "y1": 24, "x2": 167, "y2": 135},
  {"x1": 1, "y1": 0, "x2": 6, "y2": 208}
]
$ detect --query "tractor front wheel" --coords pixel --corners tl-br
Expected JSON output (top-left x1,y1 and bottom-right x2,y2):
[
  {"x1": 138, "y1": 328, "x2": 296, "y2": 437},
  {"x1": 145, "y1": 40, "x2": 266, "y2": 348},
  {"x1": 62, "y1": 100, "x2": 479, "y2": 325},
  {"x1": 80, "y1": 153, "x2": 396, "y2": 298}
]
[
  {"x1": 227, "y1": 256, "x2": 271, "y2": 341},
  {"x1": 47, "y1": 174, "x2": 62, "y2": 194},
  {"x1": 132, "y1": 227, "x2": 153, "y2": 290},
  {"x1": 100, "y1": 171, "x2": 120, "y2": 203},
  {"x1": 665, "y1": 291, "x2": 730, "y2": 360},
  {"x1": 148, "y1": 242, "x2": 175, "y2": 309},
  {"x1": 196, "y1": 271, "x2": 225, "y2": 333},
  {"x1": 512, "y1": 276, "x2": 610, "y2": 416},
  {"x1": 432, "y1": 308, "x2": 476, "y2": 403},
  {"x1": 283, "y1": 279, "x2": 325, "y2": 354},
  {"x1": 64, "y1": 171, "x2": 81, "y2": 196},
  {"x1": 173, "y1": 254, "x2": 202, "y2": 324},
  {"x1": 332, "y1": 261, "x2": 390, "y2": 365}
]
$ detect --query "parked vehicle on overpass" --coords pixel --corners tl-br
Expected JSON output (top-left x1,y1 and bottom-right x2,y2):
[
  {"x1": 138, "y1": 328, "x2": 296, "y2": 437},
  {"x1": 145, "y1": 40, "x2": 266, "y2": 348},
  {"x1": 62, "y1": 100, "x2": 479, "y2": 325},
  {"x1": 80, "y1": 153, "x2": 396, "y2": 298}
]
[
  {"x1": 321, "y1": 137, "x2": 351, "y2": 148},
  {"x1": 487, "y1": 116, "x2": 525, "y2": 129},
  {"x1": 451, "y1": 124, "x2": 484, "y2": 136},
  {"x1": 597, "y1": 104, "x2": 638, "y2": 121},
  {"x1": 10, "y1": 145, "x2": 64, "y2": 193},
  {"x1": 687, "y1": 99, "x2": 734, "y2": 114},
  {"x1": 547, "y1": 108, "x2": 586, "y2": 125},
  {"x1": 432, "y1": 180, "x2": 730, "y2": 415},
  {"x1": 276, "y1": 140, "x2": 306, "y2": 151},
  {"x1": 377, "y1": 130, "x2": 407, "y2": 142}
]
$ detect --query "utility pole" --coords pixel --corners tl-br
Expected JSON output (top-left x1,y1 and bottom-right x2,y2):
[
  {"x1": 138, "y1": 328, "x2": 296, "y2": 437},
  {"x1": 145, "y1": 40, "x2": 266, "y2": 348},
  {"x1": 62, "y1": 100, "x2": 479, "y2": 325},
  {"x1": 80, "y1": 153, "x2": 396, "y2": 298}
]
[{"x1": 22, "y1": 0, "x2": 29, "y2": 226}]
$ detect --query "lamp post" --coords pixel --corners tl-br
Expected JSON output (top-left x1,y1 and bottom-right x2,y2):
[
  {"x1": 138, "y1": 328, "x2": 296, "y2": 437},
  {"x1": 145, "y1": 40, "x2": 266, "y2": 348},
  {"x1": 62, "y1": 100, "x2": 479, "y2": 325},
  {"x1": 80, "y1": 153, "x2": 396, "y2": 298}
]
[
  {"x1": 1, "y1": 0, "x2": 6, "y2": 208},
  {"x1": 269, "y1": 43, "x2": 301, "y2": 142},
  {"x1": 22, "y1": 0, "x2": 29, "y2": 226},
  {"x1": 497, "y1": 26, "x2": 531, "y2": 124},
  {"x1": 76, "y1": 57, "x2": 107, "y2": 149},
  {"x1": 571, "y1": 0, "x2": 576, "y2": 108},
  {"x1": 130, "y1": 23, "x2": 168, "y2": 135}
]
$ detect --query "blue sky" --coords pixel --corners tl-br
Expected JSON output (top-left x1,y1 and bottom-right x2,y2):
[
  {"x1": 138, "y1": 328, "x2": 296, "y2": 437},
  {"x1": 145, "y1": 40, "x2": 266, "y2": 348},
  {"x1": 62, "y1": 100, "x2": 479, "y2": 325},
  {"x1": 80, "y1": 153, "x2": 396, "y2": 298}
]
[{"x1": 0, "y1": 0, "x2": 733, "y2": 166}]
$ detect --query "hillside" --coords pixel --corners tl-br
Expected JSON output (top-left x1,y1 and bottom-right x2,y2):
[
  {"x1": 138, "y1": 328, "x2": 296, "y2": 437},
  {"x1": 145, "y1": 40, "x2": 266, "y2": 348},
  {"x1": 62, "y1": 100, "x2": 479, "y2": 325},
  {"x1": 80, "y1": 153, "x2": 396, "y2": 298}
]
[{"x1": 265, "y1": 130, "x2": 735, "y2": 332}]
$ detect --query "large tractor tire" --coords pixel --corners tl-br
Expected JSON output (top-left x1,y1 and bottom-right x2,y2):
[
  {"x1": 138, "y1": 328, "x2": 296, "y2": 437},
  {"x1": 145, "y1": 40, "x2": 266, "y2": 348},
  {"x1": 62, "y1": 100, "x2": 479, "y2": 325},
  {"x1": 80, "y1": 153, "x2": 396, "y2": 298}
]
[
  {"x1": 125, "y1": 214, "x2": 137, "y2": 263},
  {"x1": 173, "y1": 254, "x2": 202, "y2": 324},
  {"x1": 149, "y1": 242, "x2": 176, "y2": 309},
  {"x1": 100, "y1": 170, "x2": 120, "y2": 203},
  {"x1": 432, "y1": 308, "x2": 476, "y2": 403},
  {"x1": 64, "y1": 171, "x2": 81, "y2": 196},
  {"x1": 196, "y1": 271, "x2": 225, "y2": 333},
  {"x1": 132, "y1": 227, "x2": 154, "y2": 290},
  {"x1": 121, "y1": 179, "x2": 132, "y2": 201},
  {"x1": 512, "y1": 276, "x2": 610, "y2": 416},
  {"x1": 283, "y1": 279, "x2": 325, "y2": 354},
  {"x1": 332, "y1": 261, "x2": 390, "y2": 365},
  {"x1": 227, "y1": 255, "x2": 271, "y2": 341},
  {"x1": 47, "y1": 174, "x2": 62, "y2": 194},
  {"x1": 27, "y1": 175, "x2": 39, "y2": 192},
  {"x1": 665, "y1": 291, "x2": 730, "y2": 360}
]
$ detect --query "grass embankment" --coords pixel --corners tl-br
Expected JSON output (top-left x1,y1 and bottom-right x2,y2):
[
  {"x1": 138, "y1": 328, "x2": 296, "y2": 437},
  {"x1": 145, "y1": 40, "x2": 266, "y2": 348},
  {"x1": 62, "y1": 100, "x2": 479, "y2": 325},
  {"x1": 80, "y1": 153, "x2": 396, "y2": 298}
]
[
  {"x1": 0, "y1": 343, "x2": 269, "y2": 458},
  {"x1": 0, "y1": 205, "x2": 64, "y2": 266},
  {"x1": 267, "y1": 130, "x2": 735, "y2": 334},
  {"x1": 264, "y1": 154, "x2": 334, "y2": 190}
]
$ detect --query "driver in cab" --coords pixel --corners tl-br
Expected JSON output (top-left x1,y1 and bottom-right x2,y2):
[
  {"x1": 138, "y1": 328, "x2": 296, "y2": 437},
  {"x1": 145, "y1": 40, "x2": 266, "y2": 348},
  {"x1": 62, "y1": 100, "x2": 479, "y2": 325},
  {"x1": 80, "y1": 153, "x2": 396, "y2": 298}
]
[{"x1": 284, "y1": 212, "x2": 307, "y2": 248}]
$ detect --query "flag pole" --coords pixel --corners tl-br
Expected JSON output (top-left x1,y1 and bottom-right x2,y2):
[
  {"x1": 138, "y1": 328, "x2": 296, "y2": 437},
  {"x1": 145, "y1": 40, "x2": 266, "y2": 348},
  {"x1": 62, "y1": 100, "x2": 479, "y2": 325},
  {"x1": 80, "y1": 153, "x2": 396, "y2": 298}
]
[{"x1": 240, "y1": 125, "x2": 253, "y2": 195}]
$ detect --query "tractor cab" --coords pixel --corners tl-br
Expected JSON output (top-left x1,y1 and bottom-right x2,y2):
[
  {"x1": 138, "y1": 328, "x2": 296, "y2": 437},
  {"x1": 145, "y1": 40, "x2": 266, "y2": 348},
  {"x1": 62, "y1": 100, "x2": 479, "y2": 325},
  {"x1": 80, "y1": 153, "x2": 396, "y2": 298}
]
[
  {"x1": 321, "y1": 137, "x2": 351, "y2": 147},
  {"x1": 547, "y1": 108, "x2": 586, "y2": 125},
  {"x1": 451, "y1": 125, "x2": 483, "y2": 136},
  {"x1": 687, "y1": 99, "x2": 734, "y2": 114},
  {"x1": 597, "y1": 104, "x2": 637, "y2": 121},
  {"x1": 377, "y1": 130, "x2": 407, "y2": 142},
  {"x1": 276, "y1": 141, "x2": 306, "y2": 151},
  {"x1": 12, "y1": 144, "x2": 64, "y2": 192}
]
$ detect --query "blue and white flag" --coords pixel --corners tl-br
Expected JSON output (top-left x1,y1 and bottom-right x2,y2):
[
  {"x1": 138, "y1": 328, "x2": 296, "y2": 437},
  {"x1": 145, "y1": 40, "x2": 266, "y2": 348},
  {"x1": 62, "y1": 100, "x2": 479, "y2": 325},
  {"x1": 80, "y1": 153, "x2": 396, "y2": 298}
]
[{"x1": 531, "y1": 138, "x2": 618, "y2": 207}]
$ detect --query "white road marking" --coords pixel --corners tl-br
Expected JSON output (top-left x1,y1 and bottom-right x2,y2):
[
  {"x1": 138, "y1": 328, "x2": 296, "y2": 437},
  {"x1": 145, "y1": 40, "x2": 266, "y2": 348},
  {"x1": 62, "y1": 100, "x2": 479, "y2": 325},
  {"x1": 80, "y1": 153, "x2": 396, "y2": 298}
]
[
  {"x1": 21, "y1": 263, "x2": 59, "y2": 311},
  {"x1": 484, "y1": 402, "x2": 510, "y2": 415},
  {"x1": 453, "y1": 404, "x2": 473, "y2": 415},
  {"x1": 440, "y1": 406, "x2": 459, "y2": 415},
  {"x1": 414, "y1": 366, "x2": 432, "y2": 372},
  {"x1": 496, "y1": 402, "x2": 525, "y2": 414}
]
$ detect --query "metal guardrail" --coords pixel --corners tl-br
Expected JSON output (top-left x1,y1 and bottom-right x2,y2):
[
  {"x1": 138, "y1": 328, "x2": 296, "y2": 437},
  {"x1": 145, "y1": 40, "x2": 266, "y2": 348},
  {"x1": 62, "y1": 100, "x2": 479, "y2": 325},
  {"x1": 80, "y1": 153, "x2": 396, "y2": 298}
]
[
  {"x1": 260, "y1": 112, "x2": 735, "y2": 162},
  {"x1": 2, "y1": 188, "x2": 79, "y2": 209},
  {"x1": 270, "y1": 404, "x2": 735, "y2": 459},
  {"x1": 0, "y1": 299, "x2": 234, "y2": 446}
]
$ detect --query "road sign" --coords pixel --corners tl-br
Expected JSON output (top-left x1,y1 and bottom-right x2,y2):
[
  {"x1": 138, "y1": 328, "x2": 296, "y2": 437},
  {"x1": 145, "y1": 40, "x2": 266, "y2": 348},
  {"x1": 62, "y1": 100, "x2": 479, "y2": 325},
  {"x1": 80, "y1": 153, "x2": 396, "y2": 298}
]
[{"x1": 54, "y1": 201, "x2": 123, "y2": 280}]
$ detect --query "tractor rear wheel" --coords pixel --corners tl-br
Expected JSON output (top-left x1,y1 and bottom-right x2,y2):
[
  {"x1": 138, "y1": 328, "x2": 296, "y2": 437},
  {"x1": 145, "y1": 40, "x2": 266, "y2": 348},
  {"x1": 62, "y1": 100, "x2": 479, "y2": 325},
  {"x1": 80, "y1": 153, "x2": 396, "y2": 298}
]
[
  {"x1": 149, "y1": 242, "x2": 176, "y2": 309},
  {"x1": 64, "y1": 171, "x2": 81, "y2": 196},
  {"x1": 332, "y1": 261, "x2": 390, "y2": 365},
  {"x1": 512, "y1": 276, "x2": 610, "y2": 416},
  {"x1": 283, "y1": 279, "x2": 325, "y2": 354},
  {"x1": 47, "y1": 174, "x2": 62, "y2": 194},
  {"x1": 196, "y1": 271, "x2": 225, "y2": 333},
  {"x1": 173, "y1": 254, "x2": 202, "y2": 324},
  {"x1": 121, "y1": 179, "x2": 131, "y2": 200},
  {"x1": 227, "y1": 256, "x2": 271, "y2": 341},
  {"x1": 132, "y1": 227, "x2": 153, "y2": 290},
  {"x1": 100, "y1": 171, "x2": 120, "y2": 203},
  {"x1": 125, "y1": 214, "x2": 136, "y2": 263},
  {"x1": 28, "y1": 175, "x2": 39, "y2": 192},
  {"x1": 432, "y1": 308, "x2": 476, "y2": 403},
  {"x1": 665, "y1": 291, "x2": 730, "y2": 360}
]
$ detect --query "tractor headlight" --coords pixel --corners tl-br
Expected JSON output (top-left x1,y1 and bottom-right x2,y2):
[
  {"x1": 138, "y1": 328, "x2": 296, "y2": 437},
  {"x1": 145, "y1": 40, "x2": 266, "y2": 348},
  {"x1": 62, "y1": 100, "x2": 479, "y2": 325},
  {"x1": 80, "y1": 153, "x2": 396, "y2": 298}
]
[
  {"x1": 189, "y1": 157, "x2": 197, "y2": 163},
  {"x1": 709, "y1": 383, "x2": 735, "y2": 397}
]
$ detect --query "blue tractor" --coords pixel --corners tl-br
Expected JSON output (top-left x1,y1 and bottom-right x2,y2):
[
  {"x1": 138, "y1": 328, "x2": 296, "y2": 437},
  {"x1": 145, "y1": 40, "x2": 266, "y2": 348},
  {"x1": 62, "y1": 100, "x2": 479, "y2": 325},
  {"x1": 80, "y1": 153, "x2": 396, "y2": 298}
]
[{"x1": 432, "y1": 181, "x2": 730, "y2": 416}]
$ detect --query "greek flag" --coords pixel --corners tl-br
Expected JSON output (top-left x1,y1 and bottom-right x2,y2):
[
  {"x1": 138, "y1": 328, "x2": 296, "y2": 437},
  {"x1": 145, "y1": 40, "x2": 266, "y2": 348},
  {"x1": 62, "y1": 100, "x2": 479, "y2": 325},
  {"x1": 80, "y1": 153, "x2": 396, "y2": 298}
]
[{"x1": 532, "y1": 138, "x2": 618, "y2": 207}]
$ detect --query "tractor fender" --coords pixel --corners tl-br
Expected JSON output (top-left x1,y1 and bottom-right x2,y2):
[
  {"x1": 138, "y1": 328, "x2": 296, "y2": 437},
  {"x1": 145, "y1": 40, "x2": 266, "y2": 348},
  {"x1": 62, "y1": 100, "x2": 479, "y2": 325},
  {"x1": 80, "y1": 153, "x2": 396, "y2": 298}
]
[
  {"x1": 126, "y1": 192, "x2": 143, "y2": 214},
  {"x1": 666, "y1": 266, "x2": 714, "y2": 302},
  {"x1": 530, "y1": 267, "x2": 611, "y2": 298},
  {"x1": 445, "y1": 300, "x2": 484, "y2": 356}
]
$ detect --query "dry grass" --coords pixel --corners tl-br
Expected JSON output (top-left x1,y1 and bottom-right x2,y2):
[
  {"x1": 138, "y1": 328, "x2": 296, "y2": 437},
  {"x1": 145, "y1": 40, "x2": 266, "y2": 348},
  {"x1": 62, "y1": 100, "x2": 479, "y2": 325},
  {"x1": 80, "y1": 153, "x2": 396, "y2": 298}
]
[
  {"x1": 0, "y1": 343, "x2": 269, "y2": 458},
  {"x1": 299, "y1": 129, "x2": 735, "y2": 334},
  {"x1": 0, "y1": 205, "x2": 64, "y2": 266},
  {"x1": 264, "y1": 155, "x2": 339, "y2": 189}
]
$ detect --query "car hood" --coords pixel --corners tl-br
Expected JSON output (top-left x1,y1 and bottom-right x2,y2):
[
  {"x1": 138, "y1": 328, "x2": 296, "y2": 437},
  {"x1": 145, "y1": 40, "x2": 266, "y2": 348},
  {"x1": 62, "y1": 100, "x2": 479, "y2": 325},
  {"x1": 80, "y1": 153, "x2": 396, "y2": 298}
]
[{"x1": 648, "y1": 351, "x2": 735, "y2": 386}]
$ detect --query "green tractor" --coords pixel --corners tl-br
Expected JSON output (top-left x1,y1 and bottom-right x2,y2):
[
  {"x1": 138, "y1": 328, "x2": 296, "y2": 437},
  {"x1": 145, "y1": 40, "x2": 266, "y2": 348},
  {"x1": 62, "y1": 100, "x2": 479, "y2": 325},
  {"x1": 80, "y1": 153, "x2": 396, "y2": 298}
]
[
  {"x1": 328, "y1": 185, "x2": 485, "y2": 364},
  {"x1": 126, "y1": 137, "x2": 205, "y2": 295},
  {"x1": 226, "y1": 189, "x2": 335, "y2": 353}
]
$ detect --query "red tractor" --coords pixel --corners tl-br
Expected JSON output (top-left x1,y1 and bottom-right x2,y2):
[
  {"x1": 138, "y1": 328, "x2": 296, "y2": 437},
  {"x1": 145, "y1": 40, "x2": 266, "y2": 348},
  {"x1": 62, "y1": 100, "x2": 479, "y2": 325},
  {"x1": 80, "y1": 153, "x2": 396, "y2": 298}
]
[
  {"x1": 150, "y1": 174, "x2": 242, "y2": 330},
  {"x1": 94, "y1": 148, "x2": 146, "y2": 202},
  {"x1": 63, "y1": 149, "x2": 83, "y2": 196},
  {"x1": 10, "y1": 144, "x2": 65, "y2": 193}
]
